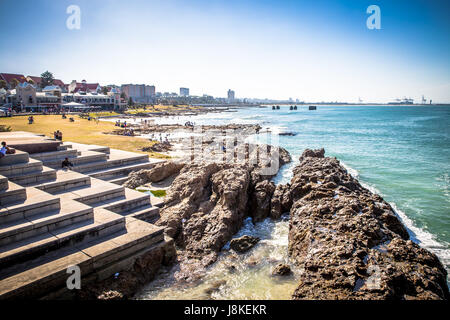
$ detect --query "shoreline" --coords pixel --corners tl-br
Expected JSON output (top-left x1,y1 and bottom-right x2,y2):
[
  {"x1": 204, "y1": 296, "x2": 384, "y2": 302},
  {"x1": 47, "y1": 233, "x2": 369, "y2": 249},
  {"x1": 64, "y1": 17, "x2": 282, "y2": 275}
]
[
  {"x1": 105, "y1": 108, "x2": 450, "y2": 272},
  {"x1": 108, "y1": 147, "x2": 448, "y2": 300}
]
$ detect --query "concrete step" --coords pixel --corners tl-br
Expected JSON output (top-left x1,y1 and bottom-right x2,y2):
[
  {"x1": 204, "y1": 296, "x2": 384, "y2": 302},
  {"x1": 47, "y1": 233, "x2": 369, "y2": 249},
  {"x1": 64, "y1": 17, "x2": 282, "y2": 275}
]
[
  {"x1": 7, "y1": 166, "x2": 57, "y2": 187},
  {"x1": 41, "y1": 150, "x2": 109, "y2": 169},
  {"x1": 150, "y1": 193, "x2": 165, "y2": 208},
  {"x1": 0, "y1": 188, "x2": 60, "y2": 225},
  {"x1": 88, "y1": 161, "x2": 155, "y2": 181},
  {"x1": 0, "y1": 181, "x2": 27, "y2": 206},
  {"x1": 56, "y1": 145, "x2": 69, "y2": 151},
  {"x1": 0, "y1": 175, "x2": 8, "y2": 191},
  {"x1": 30, "y1": 149, "x2": 78, "y2": 162},
  {"x1": 105, "y1": 175, "x2": 129, "y2": 185},
  {"x1": 0, "y1": 217, "x2": 165, "y2": 299},
  {"x1": 56, "y1": 178, "x2": 125, "y2": 206},
  {"x1": 123, "y1": 205, "x2": 160, "y2": 223},
  {"x1": 0, "y1": 150, "x2": 29, "y2": 166},
  {"x1": 72, "y1": 156, "x2": 149, "y2": 174},
  {"x1": 0, "y1": 199, "x2": 93, "y2": 247},
  {"x1": 95, "y1": 188, "x2": 151, "y2": 214},
  {"x1": 32, "y1": 170, "x2": 91, "y2": 194},
  {"x1": 0, "y1": 158, "x2": 43, "y2": 177},
  {"x1": 0, "y1": 209, "x2": 125, "y2": 270},
  {"x1": 63, "y1": 142, "x2": 110, "y2": 154}
]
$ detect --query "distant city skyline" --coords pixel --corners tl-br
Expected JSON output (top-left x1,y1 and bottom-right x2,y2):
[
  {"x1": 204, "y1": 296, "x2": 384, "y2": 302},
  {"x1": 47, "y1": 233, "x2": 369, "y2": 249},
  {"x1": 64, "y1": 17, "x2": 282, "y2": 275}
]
[{"x1": 0, "y1": 0, "x2": 449, "y2": 103}]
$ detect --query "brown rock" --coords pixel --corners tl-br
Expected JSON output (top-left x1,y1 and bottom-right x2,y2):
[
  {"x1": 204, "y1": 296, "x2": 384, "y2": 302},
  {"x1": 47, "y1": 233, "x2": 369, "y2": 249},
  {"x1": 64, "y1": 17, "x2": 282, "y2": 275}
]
[
  {"x1": 287, "y1": 148, "x2": 449, "y2": 300},
  {"x1": 272, "y1": 263, "x2": 292, "y2": 276},
  {"x1": 153, "y1": 144, "x2": 291, "y2": 282},
  {"x1": 230, "y1": 235, "x2": 260, "y2": 253},
  {"x1": 270, "y1": 183, "x2": 292, "y2": 219},
  {"x1": 124, "y1": 161, "x2": 185, "y2": 189},
  {"x1": 249, "y1": 180, "x2": 276, "y2": 222}
]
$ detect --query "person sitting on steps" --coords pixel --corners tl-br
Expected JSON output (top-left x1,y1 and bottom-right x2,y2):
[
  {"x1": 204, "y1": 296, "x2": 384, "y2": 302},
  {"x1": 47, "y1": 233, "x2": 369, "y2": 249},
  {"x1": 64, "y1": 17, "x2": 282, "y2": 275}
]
[
  {"x1": 61, "y1": 157, "x2": 74, "y2": 170},
  {"x1": 0, "y1": 141, "x2": 16, "y2": 159}
]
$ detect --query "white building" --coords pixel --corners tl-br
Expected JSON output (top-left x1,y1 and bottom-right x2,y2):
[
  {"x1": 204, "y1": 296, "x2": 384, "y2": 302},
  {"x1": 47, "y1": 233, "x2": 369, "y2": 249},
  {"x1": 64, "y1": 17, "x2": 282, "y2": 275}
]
[{"x1": 121, "y1": 84, "x2": 155, "y2": 103}]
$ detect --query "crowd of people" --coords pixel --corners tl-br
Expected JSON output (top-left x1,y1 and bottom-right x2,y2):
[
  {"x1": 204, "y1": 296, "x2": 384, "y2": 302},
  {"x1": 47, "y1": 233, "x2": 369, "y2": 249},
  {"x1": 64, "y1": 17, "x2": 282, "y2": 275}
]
[
  {"x1": 115, "y1": 120, "x2": 128, "y2": 128},
  {"x1": 123, "y1": 128, "x2": 135, "y2": 136}
]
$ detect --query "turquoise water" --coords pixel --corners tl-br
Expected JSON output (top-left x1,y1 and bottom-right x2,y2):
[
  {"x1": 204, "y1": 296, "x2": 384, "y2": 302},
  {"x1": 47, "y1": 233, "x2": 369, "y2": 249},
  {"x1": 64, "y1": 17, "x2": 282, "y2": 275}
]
[{"x1": 151, "y1": 105, "x2": 450, "y2": 272}]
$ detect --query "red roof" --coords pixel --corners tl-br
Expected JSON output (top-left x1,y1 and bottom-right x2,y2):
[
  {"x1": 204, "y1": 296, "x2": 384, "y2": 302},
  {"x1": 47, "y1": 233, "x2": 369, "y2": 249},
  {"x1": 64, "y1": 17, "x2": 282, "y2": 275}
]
[
  {"x1": 27, "y1": 76, "x2": 65, "y2": 87},
  {"x1": 0, "y1": 73, "x2": 27, "y2": 84},
  {"x1": 53, "y1": 79, "x2": 65, "y2": 87},
  {"x1": 72, "y1": 82, "x2": 99, "y2": 93},
  {"x1": 27, "y1": 76, "x2": 42, "y2": 84}
]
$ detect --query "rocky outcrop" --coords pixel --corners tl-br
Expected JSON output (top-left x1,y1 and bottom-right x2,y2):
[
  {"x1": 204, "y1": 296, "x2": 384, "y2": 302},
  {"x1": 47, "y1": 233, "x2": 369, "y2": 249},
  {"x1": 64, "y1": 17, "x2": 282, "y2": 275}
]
[
  {"x1": 288, "y1": 149, "x2": 449, "y2": 300},
  {"x1": 154, "y1": 145, "x2": 292, "y2": 282},
  {"x1": 124, "y1": 161, "x2": 185, "y2": 189},
  {"x1": 270, "y1": 183, "x2": 292, "y2": 219},
  {"x1": 156, "y1": 163, "x2": 251, "y2": 281},
  {"x1": 141, "y1": 142, "x2": 172, "y2": 153},
  {"x1": 272, "y1": 263, "x2": 292, "y2": 276},
  {"x1": 230, "y1": 235, "x2": 260, "y2": 253},
  {"x1": 248, "y1": 180, "x2": 276, "y2": 222}
]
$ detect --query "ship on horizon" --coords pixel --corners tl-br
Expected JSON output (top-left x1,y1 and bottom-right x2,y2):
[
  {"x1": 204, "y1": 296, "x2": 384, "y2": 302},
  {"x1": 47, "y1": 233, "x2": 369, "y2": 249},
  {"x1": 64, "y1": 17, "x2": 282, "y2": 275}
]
[{"x1": 388, "y1": 97, "x2": 414, "y2": 105}]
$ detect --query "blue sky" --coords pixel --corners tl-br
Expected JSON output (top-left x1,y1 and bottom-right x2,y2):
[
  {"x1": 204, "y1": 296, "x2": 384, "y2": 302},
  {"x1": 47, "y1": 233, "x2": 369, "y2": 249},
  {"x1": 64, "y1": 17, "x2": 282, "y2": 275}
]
[{"x1": 0, "y1": 0, "x2": 449, "y2": 102}]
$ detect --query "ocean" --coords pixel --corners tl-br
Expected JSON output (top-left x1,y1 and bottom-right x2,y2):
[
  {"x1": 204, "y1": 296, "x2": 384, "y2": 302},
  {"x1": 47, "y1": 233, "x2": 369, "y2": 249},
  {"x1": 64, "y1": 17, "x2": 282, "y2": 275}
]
[{"x1": 134, "y1": 105, "x2": 450, "y2": 299}]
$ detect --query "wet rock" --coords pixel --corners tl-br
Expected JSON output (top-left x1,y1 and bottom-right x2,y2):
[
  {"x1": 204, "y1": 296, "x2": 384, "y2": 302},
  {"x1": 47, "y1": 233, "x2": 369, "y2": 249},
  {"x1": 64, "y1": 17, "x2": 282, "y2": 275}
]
[
  {"x1": 204, "y1": 280, "x2": 227, "y2": 295},
  {"x1": 154, "y1": 145, "x2": 291, "y2": 282},
  {"x1": 230, "y1": 235, "x2": 260, "y2": 253},
  {"x1": 156, "y1": 163, "x2": 251, "y2": 281},
  {"x1": 246, "y1": 256, "x2": 261, "y2": 267},
  {"x1": 272, "y1": 263, "x2": 292, "y2": 276},
  {"x1": 287, "y1": 148, "x2": 449, "y2": 300},
  {"x1": 278, "y1": 132, "x2": 296, "y2": 136},
  {"x1": 298, "y1": 148, "x2": 324, "y2": 162}
]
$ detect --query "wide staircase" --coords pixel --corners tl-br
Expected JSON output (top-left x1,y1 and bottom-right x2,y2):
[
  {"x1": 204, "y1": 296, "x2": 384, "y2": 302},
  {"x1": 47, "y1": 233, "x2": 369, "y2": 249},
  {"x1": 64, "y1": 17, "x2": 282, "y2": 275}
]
[{"x1": 0, "y1": 140, "x2": 168, "y2": 299}]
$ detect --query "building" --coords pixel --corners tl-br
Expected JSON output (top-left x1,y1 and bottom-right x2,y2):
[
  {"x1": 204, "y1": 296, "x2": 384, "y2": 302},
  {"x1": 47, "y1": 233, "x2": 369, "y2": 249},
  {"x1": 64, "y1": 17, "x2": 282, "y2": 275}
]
[
  {"x1": 26, "y1": 76, "x2": 66, "y2": 91},
  {"x1": 14, "y1": 82, "x2": 61, "y2": 110},
  {"x1": 0, "y1": 73, "x2": 28, "y2": 89},
  {"x1": 68, "y1": 80, "x2": 101, "y2": 94},
  {"x1": 180, "y1": 87, "x2": 189, "y2": 97},
  {"x1": 15, "y1": 82, "x2": 37, "y2": 107},
  {"x1": 62, "y1": 90, "x2": 122, "y2": 109},
  {"x1": 121, "y1": 84, "x2": 155, "y2": 103},
  {"x1": 227, "y1": 89, "x2": 235, "y2": 102}
]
